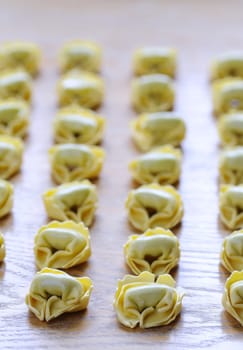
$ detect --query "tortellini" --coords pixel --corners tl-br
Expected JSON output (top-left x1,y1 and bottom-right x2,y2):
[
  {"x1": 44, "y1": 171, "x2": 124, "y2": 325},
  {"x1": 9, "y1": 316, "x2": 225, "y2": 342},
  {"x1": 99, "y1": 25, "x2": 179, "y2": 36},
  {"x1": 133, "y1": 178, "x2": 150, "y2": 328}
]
[
  {"x1": 59, "y1": 40, "x2": 101, "y2": 73},
  {"x1": 131, "y1": 74, "x2": 175, "y2": 113},
  {"x1": 218, "y1": 113, "x2": 243, "y2": 146},
  {"x1": 34, "y1": 220, "x2": 91, "y2": 269},
  {"x1": 212, "y1": 78, "x2": 243, "y2": 116},
  {"x1": 211, "y1": 51, "x2": 243, "y2": 81},
  {"x1": 0, "y1": 135, "x2": 23, "y2": 179},
  {"x1": 219, "y1": 147, "x2": 243, "y2": 185},
  {"x1": 113, "y1": 271, "x2": 184, "y2": 328},
  {"x1": 43, "y1": 180, "x2": 97, "y2": 225},
  {"x1": 49, "y1": 143, "x2": 104, "y2": 184},
  {"x1": 57, "y1": 71, "x2": 104, "y2": 109},
  {"x1": 26, "y1": 268, "x2": 93, "y2": 322},
  {"x1": 222, "y1": 271, "x2": 243, "y2": 326},
  {"x1": 0, "y1": 232, "x2": 5, "y2": 262},
  {"x1": 0, "y1": 99, "x2": 29, "y2": 138},
  {"x1": 129, "y1": 145, "x2": 181, "y2": 185},
  {"x1": 53, "y1": 107, "x2": 105, "y2": 145},
  {"x1": 131, "y1": 112, "x2": 185, "y2": 152},
  {"x1": 133, "y1": 47, "x2": 177, "y2": 77},
  {"x1": 0, "y1": 41, "x2": 41, "y2": 76},
  {"x1": 0, "y1": 179, "x2": 13, "y2": 218},
  {"x1": 124, "y1": 227, "x2": 180, "y2": 275},
  {"x1": 125, "y1": 184, "x2": 183, "y2": 231},
  {"x1": 0, "y1": 70, "x2": 32, "y2": 102},
  {"x1": 221, "y1": 229, "x2": 243, "y2": 272},
  {"x1": 219, "y1": 185, "x2": 243, "y2": 230}
]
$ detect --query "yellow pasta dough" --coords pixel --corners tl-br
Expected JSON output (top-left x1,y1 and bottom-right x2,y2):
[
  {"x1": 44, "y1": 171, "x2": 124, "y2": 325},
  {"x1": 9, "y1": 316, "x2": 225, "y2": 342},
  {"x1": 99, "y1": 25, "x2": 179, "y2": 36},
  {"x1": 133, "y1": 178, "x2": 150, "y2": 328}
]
[
  {"x1": 222, "y1": 270, "x2": 243, "y2": 326},
  {"x1": 125, "y1": 184, "x2": 183, "y2": 231},
  {"x1": 0, "y1": 135, "x2": 23, "y2": 179},
  {"x1": 0, "y1": 70, "x2": 32, "y2": 102},
  {"x1": 131, "y1": 74, "x2": 175, "y2": 113},
  {"x1": 34, "y1": 220, "x2": 91, "y2": 269},
  {"x1": 0, "y1": 99, "x2": 29, "y2": 138},
  {"x1": 133, "y1": 47, "x2": 177, "y2": 77},
  {"x1": 0, "y1": 232, "x2": 5, "y2": 262},
  {"x1": 124, "y1": 227, "x2": 180, "y2": 275},
  {"x1": 0, "y1": 179, "x2": 13, "y2": 218},
  {"x1": 218, "y1": 113, "x2": 243, "y2": 146},
  {"x1": 219, "y1": 185, "x2": 243, "y2": 230},
  {"x1": 221, "y1": 229, "x2": 243, "y2": 272},
  {"x1": 114, "y1": 271, "x2": 184, "y2": 328},
  {"x1": 0, "y1": 41, "x2": 41, "y2": 76},
  {"x1": 129, "y1": 145, "x2": 182, "y2": 185},
  {"x1": 219, "y1": 147, "x2": 243, "y2": 185},
  {"x1": 53, "y1": 107, "x2": 105, "y2": 145},
  {"x1": 43, "y1": 180, "x2": 97, "y2": 225},
  {"x1": 131, "y1": 112, "x2": 185, "y2": 152},
  {"x1": 57, "y1": 71, "x2": 104, "y2": 109},
  {"x1": 26, "y1": 268, "x2": 93, "y2": 322},
  {"x1": 59, "y1": 40, "x2": 101, "y2": 73},
  {"x1": 211, "y1": 52, "x2": 243, "y2": 81},
  {"x1": 49, "y1": 143, "x2": 104, "y2": 184}
]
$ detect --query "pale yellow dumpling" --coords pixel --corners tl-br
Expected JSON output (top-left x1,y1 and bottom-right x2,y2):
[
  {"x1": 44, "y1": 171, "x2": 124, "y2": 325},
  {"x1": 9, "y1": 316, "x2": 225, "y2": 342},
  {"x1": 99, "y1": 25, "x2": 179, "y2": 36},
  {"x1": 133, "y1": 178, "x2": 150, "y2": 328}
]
[
  {"x1": 0, "y1": 179, "x2": 13, "y2": 218},
  {"x1": 129, "y1": 145, "x2": 181, "y2": 185},
  {"x1": 131, "y1": 74, "x2": 175, "y2": 113},
  {"x1": 0, "y1": 135, "x2": 23, "y2": 179},
  {"x1": 219, "y1": 185, "x2": 243, "y2": 230},
  {"x1": 0, "y1": 41, "x2": 41, "y2": 76},
  {"x1": 114, "y1": 271, "x2": 184, "y2": 328},
  {"x1": 211, "y1": 51, "x2": 243, "y2": 81},
  {"x1": 131, "y1": 112, "x2": 185, "y2": 152},
  {"x1": 0, "y1": 70, "x2": 32, "y2": 102},
  {"x1": 53, "y1": 107, "x2": 105, "y2": 145},
  {"x1": 221, "y1": 229, "x2": 243, "y2": 272},
  {"x1": 57, "y1": 71, "x2": 104, "y2": 109},
  {"x1": 0, "y1": 232, "x2": 5, "y2": 262},
  {"x1": 49, "y1": 143, "x2": 105, "y2": 184},
  {"x1": 125, "y1": 184, "x2": 183, "y2": 232},
  {"x1": 124, "y1": 227, "x2": 180, "y2": 275},
  {"x1": 34, "y1": 220, "x2": 91, "y2": 269},
  {"x1": 43, "y1": 180, "x2": 97, "y2": 226},
  {"x1": 222, "y1": 271, "x2": 243, "y2": 326},
  {"x1": 219, "y1": 147, "x2": 243, "y2": 185},
  {"x1": 26, "y1": 268, "x2": 93, "y2": 322},
  {"x1": 218, "y1": 113, "x2": 243, "y2": 146},
  {"x1": 59, "y1": 40, "x2": 101, "y2": 73}
]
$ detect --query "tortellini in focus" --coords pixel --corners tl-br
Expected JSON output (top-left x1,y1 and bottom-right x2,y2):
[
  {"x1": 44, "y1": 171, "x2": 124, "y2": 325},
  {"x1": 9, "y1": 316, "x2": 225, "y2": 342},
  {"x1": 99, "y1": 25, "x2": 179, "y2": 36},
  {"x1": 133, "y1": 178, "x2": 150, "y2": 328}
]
[
  {"x1": 49, "y1": 143, "x2": 104, "y2": 184},
  {"x1": 0, "y1": 41, "x2": 41, "y2": 76},
  {"x1": 0, "y1": 179, "x2": 13, "y2": 218},
  {"x1": 0, "y1": 70, "x2": 32, "y2": 102},
  {"x1": 59, "y1": 40, "x2": 101, "y2": 73},
  {"x1": 53, "y1": 107, "x2": 105, "y2": 145},
  {"x1": 114, "y1": 271, "x2": 184, "y2": 328},
  {"x1": 126, "y1": 184, "x2": 183, "y2": 232},
  {"x1": 222, "y1": 271, "x2": 243, "y2": 326},
  {"x1": 57, "y1": 71, "x2": 104, "y2": 109},
  {"x1": 0, "y1": 232, "x2": 5, "y2": 262},
  {"x1": 219, "y1": 185, "x2": 243, "y2": 230},
  {"x1": 124, "y1": 227, "x2": 180, "y2": 275},
  {"x1": 26, "y1": 268, "x2": 93, "y2": 322},
  {"x1": 129, "y1": 145, "x2": 182, "y2": 185},
  {"x1": 218, "y1": 113, "x2": 243, "y2": 146},
  {"x1": 43, "y1": 180, "x2": 97, "y2": 226},
  {"x1": 221, "y1": 229, "x2": 243, "y2": 272},
  {"x1": 131, "y1": 74, "x2": 175, "y2": 113},
  {"x1": 211, "y1": 51, "x2": 243, "y2": 81},
  {"x1": 131, "y1": 112, "x2": 185, "y2": 152},
  {"x1": 219, "y1": 147, "x2": 243, "y2": 185},
  {"x1": 34, "y1": 220, "x2": 91, "y2": 269},
  {"x1": 0, "y1": 135, "x2": 23, "y2": 179},
  {"x1": 133, "y1": 47, "x2": 177, "y2": 77}
]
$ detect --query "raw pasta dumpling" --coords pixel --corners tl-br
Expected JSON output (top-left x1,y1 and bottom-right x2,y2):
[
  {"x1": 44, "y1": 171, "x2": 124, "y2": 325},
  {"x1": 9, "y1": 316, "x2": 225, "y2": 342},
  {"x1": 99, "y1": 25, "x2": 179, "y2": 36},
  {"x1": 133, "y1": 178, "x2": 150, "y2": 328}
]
[
  {"x1": 53, "y1": 107, "x2": 105, "y2": 145},
  {"x1": 0, "y1": 179, "x2": 13, "y2": 218},
  {"x1": 49, "y1": 143, "x2": 105, "y2": 184},
  {"x1": 43, "y1": 180, "x2": 97, "y2": 225},
  {"x1": 59, "y1": 40, "x2": 101, "y2": 73},
  {"x1": 125, "y1": 183, "x2": 183, "y2": 231},
  {"x1": 0, "y1": 232, "x2": 5, "y2": 262},
  {"x1": 218, "y1": 113, "x2": 243, "y2": 146},
  {"x1": 133, "y1": 47, "x2": 177, "y2": 77},
  {"x1": 219, "y1": 147, "x2": 243, "y2": 185},
  {"x1": 114, "y1": 271, "x2": 184, "y2": 328},
  {"x1": 57, "y1": 71, "x2": 104, "y2": 109},
  {"x1": 0, "y1": 135, "x2": 23, "y2": 179},
  {"x1": 26, "y1": 268, "x2": 93, "y2": 322},
  {"x1": 0, "y1": 70, "x2": 32, "y2": 102},
  {"x1": 129, "y1": 145, "x2": 182, "y2": 185},
  {"x1": 0, "y1": 41, "x2": 41, "y2": 76},
  {"x1": 131, "y1": 74, "x2": 175, "y2": 113},
  {"x1": 221, "y1": 229, "x2": 243, "y2": 272},
  {"x1": 211, "y1": 51, "x2": 243, "y2": 81},
  {"x1": 34, "y1": 220, "x2": 91, "y2": 269},
  {"x1": 124, "y1": 227, "x2": 180, "y2": 275},
  {"x1": 219, "y1": 185, "x2": 243, "y2": 230}
]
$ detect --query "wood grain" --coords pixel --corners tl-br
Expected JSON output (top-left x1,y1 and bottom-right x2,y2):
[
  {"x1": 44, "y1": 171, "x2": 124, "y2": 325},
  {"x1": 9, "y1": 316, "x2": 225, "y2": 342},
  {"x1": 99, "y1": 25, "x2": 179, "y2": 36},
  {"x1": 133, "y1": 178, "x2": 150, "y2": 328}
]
[{"x1": 0, "y1": 0, "x2": 243, "y2": 348}]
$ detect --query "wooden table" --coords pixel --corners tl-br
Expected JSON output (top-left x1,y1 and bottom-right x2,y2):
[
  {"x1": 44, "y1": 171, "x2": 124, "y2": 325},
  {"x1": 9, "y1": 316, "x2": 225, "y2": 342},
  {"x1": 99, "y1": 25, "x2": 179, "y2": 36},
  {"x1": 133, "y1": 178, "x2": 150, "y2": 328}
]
[{"x1": 0, "y1": 0, "x2": 243, "y2": 348}]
